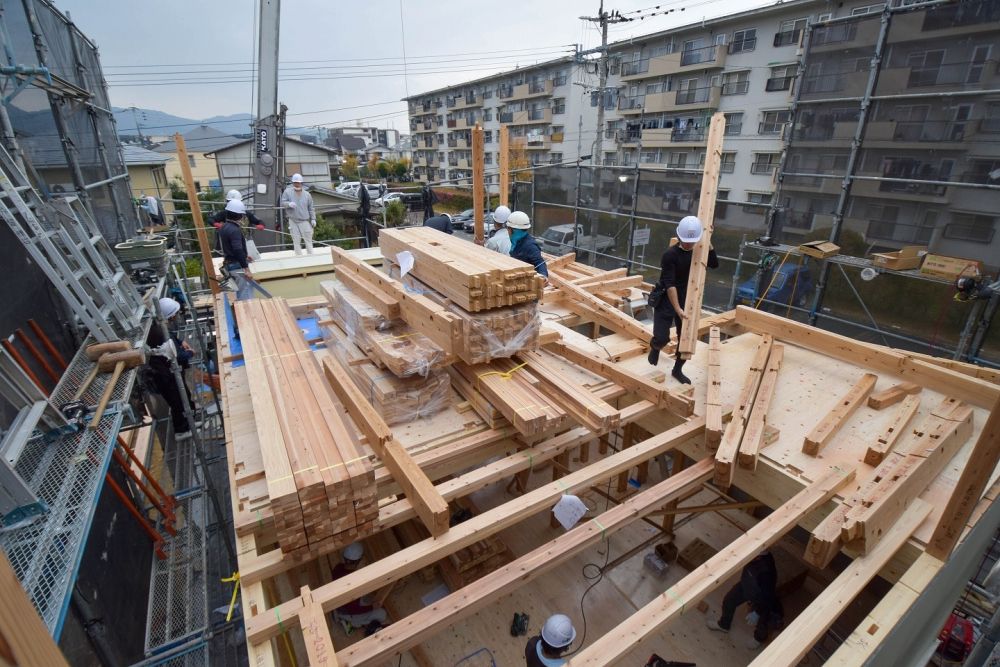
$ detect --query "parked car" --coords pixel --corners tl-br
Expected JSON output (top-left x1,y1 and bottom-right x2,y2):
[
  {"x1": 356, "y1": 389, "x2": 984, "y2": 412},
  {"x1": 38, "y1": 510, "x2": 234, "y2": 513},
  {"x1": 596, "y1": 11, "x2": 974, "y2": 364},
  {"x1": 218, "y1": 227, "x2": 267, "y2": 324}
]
[
  {"x1": 538, "y1": 224, "x2": 615, "y2": 257},
  {"x1": 451, "y1": 208, "x2": 474, "y2": 231},
  {"x1": 736, "y1": 263, "x2": 814, "y2": 309},
  {"x1": 335, "y1": 181, "x2": 360, "y2": 194},
  {"x1": 373, "y1": 191, "x2": 423, "y2": 208}
]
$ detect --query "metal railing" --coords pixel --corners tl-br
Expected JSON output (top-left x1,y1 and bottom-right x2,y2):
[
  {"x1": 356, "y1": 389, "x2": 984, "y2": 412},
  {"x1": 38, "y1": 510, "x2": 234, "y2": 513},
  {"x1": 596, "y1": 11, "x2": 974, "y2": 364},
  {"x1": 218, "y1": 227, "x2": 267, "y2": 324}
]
[
  {"x1": 622, "y1": 59, "x2": 650, "y2": 77},
  {"x1": 680, "y1": 43, "x2": 721, "y2": 66},
  {"x1": 676, "y1": 86, "x2": 713, "y2": 105},
  {"x1": 811, "y1": 22, "x2": 859, "y2": 45},
  {"x1": 722, "y1": 80, "x2": 750, "y2": 95}
]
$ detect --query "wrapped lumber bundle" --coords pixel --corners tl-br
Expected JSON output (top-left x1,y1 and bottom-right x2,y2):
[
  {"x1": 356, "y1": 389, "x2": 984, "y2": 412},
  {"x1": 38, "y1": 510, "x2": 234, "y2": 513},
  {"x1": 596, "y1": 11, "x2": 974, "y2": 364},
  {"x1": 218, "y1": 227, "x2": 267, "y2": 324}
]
[
  {"x1": 320, "y1": 281, "x2": 448, "y2": 377},
  {"x1": 234, "y1": 298, "x2": 377, "y2": 555},
  {"x1": 379, "y1": 226, "x2": 545, "y2": 312},
  {"x1": 319, "y1": 309, "x2": 450, "y2": 425},
  {"x1": 450, "y1": 358, "x2": 565, "y2": 438}
]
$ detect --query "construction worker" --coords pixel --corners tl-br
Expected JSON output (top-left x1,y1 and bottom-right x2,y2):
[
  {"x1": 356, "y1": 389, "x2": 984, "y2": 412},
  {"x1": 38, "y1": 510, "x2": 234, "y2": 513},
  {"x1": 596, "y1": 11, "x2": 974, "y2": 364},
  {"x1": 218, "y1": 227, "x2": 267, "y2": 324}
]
[
  {"x1": 218, "y1": 200, "x2": 254, "y2": 301},
  {"x1": 485, "y1": 205, "x2": 512, "y2": 254},
  {"x1": 707, "y1": 550, "x2": 783, "y2": 650},
  {"x1": 280, "y1": 173, "x2": 316, "y2": 255},
  {"x1": 330, "y1": 542, "x2": 388, "y2": 635},
  {"x1": 211, "y1": 190, "x2": 264, "y2": 229},
  {"x1": 525, "y1": 614, "x2": 576, "y2": 666},
  {"x1": 147, "y1": 297, "x2": 194, "y2": 440},
  {"x1": 423, "y1": 212, "x2": 454, "y2": 234},
  {"x1": 506, "y1": 211, "x2": 548, "y2": 279},
  {"x1": 648, "y1": 215, "x2": 718, "y2": 384}
]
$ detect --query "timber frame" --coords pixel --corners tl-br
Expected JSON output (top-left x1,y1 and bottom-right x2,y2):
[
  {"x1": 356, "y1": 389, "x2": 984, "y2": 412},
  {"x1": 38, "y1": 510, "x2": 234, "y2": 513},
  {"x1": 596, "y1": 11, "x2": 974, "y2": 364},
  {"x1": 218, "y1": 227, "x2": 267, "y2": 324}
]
[{"x1": 217, "y1": 282, "x2": 1000, "y2": 666}]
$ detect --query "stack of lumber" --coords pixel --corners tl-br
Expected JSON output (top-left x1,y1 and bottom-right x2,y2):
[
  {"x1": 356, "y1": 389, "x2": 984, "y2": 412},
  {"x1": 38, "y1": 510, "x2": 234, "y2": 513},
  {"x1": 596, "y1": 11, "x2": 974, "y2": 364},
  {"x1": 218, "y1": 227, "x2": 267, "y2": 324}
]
[
  {"x1": 321, "y1": 281, "x2": 449, "y2": 377},
  {"x1": 318, "y1": 308, "x2": 450, "y2": 425},
  {"x1": 544, "y1": 257, "x2": 645, "y2": 306},
  {"x1": 379, "y1": 226, "x2": 545, "y2": 311},
  {"x1": 234, "y1": 298, "x2": 377, "y2": 554}
]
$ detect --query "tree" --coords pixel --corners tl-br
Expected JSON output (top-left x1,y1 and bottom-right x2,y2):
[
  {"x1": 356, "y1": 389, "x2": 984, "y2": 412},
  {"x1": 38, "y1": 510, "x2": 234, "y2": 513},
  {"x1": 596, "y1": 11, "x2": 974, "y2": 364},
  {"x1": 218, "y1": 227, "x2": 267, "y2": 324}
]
[
  {"x1": 385, "y1": 200, "x2": 406, "y2": 226},
  {"x1": 367, "y1": 155, "x2": 379, "y2": 175},
  {"x1": 376, "y1": 161, "x2": 390, "y2": 178},
  {"x1": 342, "y1": 155, "x2": 359, "y2": 179},
  {"x1": 392, "y1": 159, "x2": 408, "y2": 180}
]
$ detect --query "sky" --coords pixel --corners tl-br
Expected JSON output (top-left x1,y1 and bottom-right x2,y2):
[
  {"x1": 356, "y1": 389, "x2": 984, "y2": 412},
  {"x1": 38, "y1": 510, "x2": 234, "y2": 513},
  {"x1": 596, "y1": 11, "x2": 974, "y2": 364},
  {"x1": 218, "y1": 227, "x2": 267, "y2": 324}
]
[{"x1": 55, "y1": 0, "x2": 770, "y2": 132}]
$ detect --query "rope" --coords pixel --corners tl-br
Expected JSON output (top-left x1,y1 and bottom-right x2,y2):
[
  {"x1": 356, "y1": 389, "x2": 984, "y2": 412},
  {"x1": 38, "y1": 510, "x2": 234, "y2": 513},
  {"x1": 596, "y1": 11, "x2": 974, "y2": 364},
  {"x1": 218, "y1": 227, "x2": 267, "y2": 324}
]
[
  {"x1": 754, "y1": 248, "x2": 794, "y2": 310},
  {"x1": 221, "y1": 571, "x2": 240, "y2": 622}
]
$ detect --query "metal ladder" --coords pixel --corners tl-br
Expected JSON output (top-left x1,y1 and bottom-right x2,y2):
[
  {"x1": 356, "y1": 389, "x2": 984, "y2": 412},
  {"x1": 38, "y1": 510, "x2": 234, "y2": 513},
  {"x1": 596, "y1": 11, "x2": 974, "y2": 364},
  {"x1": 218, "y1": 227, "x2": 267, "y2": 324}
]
[{"x1": 0, "y1": 143, "x2": 145, "y2": 341}]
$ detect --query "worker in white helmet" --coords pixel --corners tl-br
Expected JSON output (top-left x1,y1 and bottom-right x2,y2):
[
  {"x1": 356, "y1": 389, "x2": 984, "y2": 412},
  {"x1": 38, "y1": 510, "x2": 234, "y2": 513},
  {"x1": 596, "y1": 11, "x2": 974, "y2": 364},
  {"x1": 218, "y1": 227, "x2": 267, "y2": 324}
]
[
  {"x1": 211, "y1": 189, "x2": 264, "y2": 231},
  {"x1": 330, "y1": 542, "x2": 388, "y2": 635},
  {"x1": 485, "y1": 205, "x2": 512, "y2": 254},
  {"x1": 506, "y1": 211, "x2": 548, "y2": 278},
  {"x1": 280, "y1": 173, "x2": 316, "y2": 255},
  {"x1": 147, "y1": 297, "x2": 195, "y2": 439},
  {"x1": 647, "y1": 215, "x2": 718, "y2": 384},
  {"x1": 525, "y1": 614, "x2": 576, "y2": 666}
]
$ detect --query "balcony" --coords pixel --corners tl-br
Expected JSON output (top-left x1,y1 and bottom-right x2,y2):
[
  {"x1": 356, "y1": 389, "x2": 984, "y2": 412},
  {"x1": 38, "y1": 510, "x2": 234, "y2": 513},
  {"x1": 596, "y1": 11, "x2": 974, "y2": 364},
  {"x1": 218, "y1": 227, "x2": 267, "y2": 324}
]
[
  {"x1": 810, "y1": 19, "x2": 881, "y2": 52},
  {"x1": 864, "y1": 119, "x2": 974, "y2": 146},
  {"x1": 851, "y1": 175, "x2": 950, "y2": 203},
  {"x1": 721, "y1": 80, "x2": 750, "y2": 95},
  {"x1": 511, "y1": 80, "x2": 553, "y2": 100},
  {"x1": 447, "y1": 116, "x2": 477, "y2": 130},
  {"x1": 499, "y1": 86, "x2": 514, "y2": 99},
  {"x1": 773, "y1": 29, "x2": 802, "y2": 47},
  {"x1": 619, "y1": 86, "x2": 720, "y2": 115},
  {"x1": 876, "y1": 63, "x2": 997, "y2": 96},
  {"x1": 782, "y1": 174, "x2": 844, "y2": 195},
  {"x1": 446, "y1": 137, "x2": 470, "y2": 149},
  {"x1": 505, "y1": 108, "x2": 552, "y2": 125},
  {"x1": 792, "y1": 120, "x2": 859, "y2": 144},
  {"x1": 800, "y1": 70, "x2": 869, "y2": 99},
  {"x1": 414, "y1": 119, "x2": 439, "y2": 134},
  {"x1": 526, "y1": 134, "x2": 550, "y2": 150},
  {"x1": 889, "y1": 0, "x2": 1000, "y2": 41},
  {"x1": 620, "y1": 44, "x2": 727, "y2": 81},
  {"x1": 452, "y1": 94, "x2": 482, "y2": 110}
]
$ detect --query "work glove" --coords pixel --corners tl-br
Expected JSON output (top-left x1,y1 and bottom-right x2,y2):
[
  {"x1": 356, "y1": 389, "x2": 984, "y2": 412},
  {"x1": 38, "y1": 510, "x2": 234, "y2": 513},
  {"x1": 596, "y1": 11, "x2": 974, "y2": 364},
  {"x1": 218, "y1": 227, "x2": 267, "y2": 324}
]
[
  {"x1": 286, "y1": 201, "x2": 296, "y2": 209},
  {"x1": 213, "y1": 222, "x2": 222, "y2": 229},
  {"x1": 255, "y1": 223, "x2": 265, "y2": 230},
  {"x1": 745, "y1": 611, "x2": 760, "y2": 626},
  {"x1": 150, "y1": 339, "x2": 177, "y2": 360},
  {"x1": 310, "y1": 220, "x2": 316, "y2": 228}
]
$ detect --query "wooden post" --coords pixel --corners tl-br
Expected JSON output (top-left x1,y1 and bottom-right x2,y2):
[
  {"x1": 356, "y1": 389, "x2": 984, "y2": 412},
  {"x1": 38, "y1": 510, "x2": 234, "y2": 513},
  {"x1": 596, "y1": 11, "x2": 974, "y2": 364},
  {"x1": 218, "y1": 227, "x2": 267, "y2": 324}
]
[
  {"x1": 0, "y1": 551, "x2": 69, "y2": 666},
  {"x1": 661, "y1": 450, "x2": 687, "y2": 536},
  {"x1": 618, "y1": 423, "x2": 635, "y2": 493},
  {"x1": 677, "y1": 112, "x2": 726, "y2": 359},
  {"x1": 928, "y1": 396, "x2": 1000, "y2": 559},
  {"x1": 472, "y1": 123, "x2": 485, "y2": 245},
  {"x1": 175, "y1": 133, "x2": 218, "y2": 294},
  {"x1": 498, "y1": 125, "x2": 510, "y2": 206}
]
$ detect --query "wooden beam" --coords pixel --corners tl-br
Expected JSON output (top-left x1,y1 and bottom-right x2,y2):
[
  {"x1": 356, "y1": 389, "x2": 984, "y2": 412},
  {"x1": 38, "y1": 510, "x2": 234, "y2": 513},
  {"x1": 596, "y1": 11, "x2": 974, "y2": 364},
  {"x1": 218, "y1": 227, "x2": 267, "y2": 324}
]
[
  {"x1": 0, "y1": 551, "x2": 69, "y2": 667},
  {"x1": 868, "y1": 382, "x2": 921, "y2": 410},
  {"x1": 865, "y1": 395, "x2": 921, "y2": 466},
  {"x1": 714, "y1": 334, "x2": 773, "y2": 487},
  {"x1": 548, "y1": 272, "x2": 652, "y2": 343},
  {"x1": 322, "y1": 276, "x2": 400, "y2": 320},
  {"x1": 565, "y1": 464, "x2": 857, "y2": 666},
  {"x1": 339, "y1": 461, "x2": 715, "y2": 667},
  {"x1": 738, "y1": 344, "x2": 784, "y2": 470},
  {"x1": 705, "y1": 326, "x2": 723, "y2": 449},
  {"x1": 245, "y1": 416, "x2": 709, "y2": 644},
  {"x1": 803, "y1": 373, "x2": 877, "y2": 456},
  {"x1": 677, "y1": 112, "x2": 726, "y2": 359},
  {"x1": 300, "y1": 586, "x2": 338, "y2": 667},
  {"x1": 927, "y1": 394, "x2": 1000, "y2": 559},
  {"x1": 545, "y1": 340, "x2": 693, "y2": 416},
  {"x1": 175, "y1": 133, "x2": 218, "y2": 293},
  {"x1": 322, "y1": 356, "x2": 449, "y2": 536},
  {"x1": 472, "y1": 123, "x2": 485, "y2": 245},
  {"x1": 733, "y1": 306, "x2": 1000, "y2": 408},
  {"x1": 517, "y1": 350, "x2": 620, "y2": 434},
  {"x1": 498, "y1": 124, "x2": 509, "y2": 206},
  {"x1": 749, "y1": 500, "x2": 931, "y2": 667}
]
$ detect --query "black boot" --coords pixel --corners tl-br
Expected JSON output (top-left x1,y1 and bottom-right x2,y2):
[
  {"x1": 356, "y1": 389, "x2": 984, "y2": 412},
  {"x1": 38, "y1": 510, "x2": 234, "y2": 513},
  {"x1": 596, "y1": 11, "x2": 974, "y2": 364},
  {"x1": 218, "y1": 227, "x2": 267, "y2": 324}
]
[
  {"x1": 648, "y1": 346, "x2": 660, "y2": 366},
  {"x1": 672, "y1": 359, "x2": 691, "y2": 385}
]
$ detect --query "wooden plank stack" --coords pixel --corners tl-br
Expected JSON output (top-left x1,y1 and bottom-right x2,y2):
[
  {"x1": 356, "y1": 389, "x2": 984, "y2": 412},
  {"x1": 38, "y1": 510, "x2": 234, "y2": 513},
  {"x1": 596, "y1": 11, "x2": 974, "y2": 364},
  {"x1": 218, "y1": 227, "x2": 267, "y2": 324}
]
[
  {"x1": 378, "y1": 226, "x2": 545, "y2": 311},
  {"x1": 234, "y1": 298, "x2": 377, "y2": 555}
]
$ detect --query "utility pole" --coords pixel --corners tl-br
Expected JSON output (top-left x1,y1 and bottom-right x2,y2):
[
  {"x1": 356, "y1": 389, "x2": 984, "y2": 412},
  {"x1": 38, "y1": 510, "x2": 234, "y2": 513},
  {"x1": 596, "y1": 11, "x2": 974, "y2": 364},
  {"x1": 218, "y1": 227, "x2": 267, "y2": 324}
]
[
  {"x1": 580, "y1": 2, "x2": 630, "y2": 166},
  {"x1": 129, "y1": 107, "x2": 147, "y2": 147},
  {"x1": 252, "y1": 0, "x2": 282, "y2": 231}
]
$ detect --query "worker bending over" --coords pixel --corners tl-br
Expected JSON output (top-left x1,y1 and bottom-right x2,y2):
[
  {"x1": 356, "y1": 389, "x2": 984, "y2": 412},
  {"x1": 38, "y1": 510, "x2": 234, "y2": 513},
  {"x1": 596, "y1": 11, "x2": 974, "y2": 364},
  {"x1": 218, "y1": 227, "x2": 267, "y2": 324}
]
[
  {"x1": 330, "y1": 542, "x2": 387, "y2": 635},
  {"x1": 423, "y1": 212, "x2": 454, "y2": 234},
  {"x1": 525, "y1": 614, "x2": 576, "y2": 666},
  {"x1": 485, "y1": 205, "x2": 512, "y2": 254},
  {"x1": 648, "y1": 215, "x2": 717, "y2": 384},
  {"x1": 218, "y1": 200, "x2": 254, "y2": 301},
  {"x1": 707, "y1": 550, "x2": 783, "y2": 649},
  {"x1": 507, "y1": 211, "x2": 548, "y2": 279},
  {"x1": 280, "y1": 173, "x2": 316, "y2": 255}
]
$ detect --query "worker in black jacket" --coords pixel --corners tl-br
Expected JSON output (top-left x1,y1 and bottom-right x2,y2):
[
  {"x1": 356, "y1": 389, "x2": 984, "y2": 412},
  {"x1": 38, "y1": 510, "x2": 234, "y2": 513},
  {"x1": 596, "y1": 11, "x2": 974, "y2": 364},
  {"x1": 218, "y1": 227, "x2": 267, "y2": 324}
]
[
  {"x1": 147, "y1": 297, "x2": 194, "y2": 439},
  {"x1": 648, "y1": 215, "x2": 717, "y2": 384},
  {"x1": 212, "y1": 190, "x2": 263, "y2": 254},
  {"x1": 423, "y1": 213, "x2": 454, "y2": 234},
  {"x1": 218, "y1": 199, "x2": 253, "y2": 301},
  {"x1": 506, "y1": 211, "x2": 548, "y2": 278},
  {"x1": 707, "y1": 551, "x2": 783, "y2": 650}
]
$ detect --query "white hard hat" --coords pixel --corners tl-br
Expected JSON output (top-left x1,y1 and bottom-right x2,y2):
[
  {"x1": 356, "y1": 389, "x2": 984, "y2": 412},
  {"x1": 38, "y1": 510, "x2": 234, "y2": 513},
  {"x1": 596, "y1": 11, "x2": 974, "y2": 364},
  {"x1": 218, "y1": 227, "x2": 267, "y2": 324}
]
[
  {"x1": 676, "y1": 215, "x2": 703, "y2": 243},
  {"x1": 226, "y1": 189, "x2": 242, "y2": 201},
  {"x1": 493, "y1": 205, "x2": 511, "y2": 225},
  {"x1": 291, "y1": 173, "x2": 304, "y2": 183},
  {"x1": 541, "y1": 614, "x2": 576, "y2": 648},
  {"x1": 158, "y1": 297, "x2": 180, "y2": 319},
  {"x1": 342, "y1": 542, "x2": 364, "y2": 561},
  {"x1": 225, "y1": 199, "x2": 246, "y2": 215},
  {"x1": 506, "y1": 210, "x2": 531, "y2": 230},
  {"x1": 443, "y1": 213, "x2": 453, "y2": 223}
]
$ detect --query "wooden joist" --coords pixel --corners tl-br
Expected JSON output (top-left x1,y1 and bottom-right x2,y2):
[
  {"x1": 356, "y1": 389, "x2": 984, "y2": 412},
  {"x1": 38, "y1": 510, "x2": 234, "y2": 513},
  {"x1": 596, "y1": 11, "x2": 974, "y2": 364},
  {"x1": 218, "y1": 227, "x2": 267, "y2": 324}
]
[
  {"x1": 677, "y1": 111, "x2": 726, "y2": 360},
  {"x1": 738, "y1": 344, "x2": 785, "y2": 471},
  {"x1": 802, "y1": 373, "x2": 877, "y2": 456},
  {"x1": 865, "y1": 395, "x2": 921, "y2": 466},
  {"x1": 299, "y1": 585, "x2": 337, "y2": 667},
  {"x1": 322, "y1": 356, "x2": 450, "y2": 536},
  {"x1": 516, "y1": 349, "x2": 620, "y2": 434},
  {"x1": 868, "y1": 381, "x2": 921, "y2": 410},
  {"x1": 451, "y1": 358, "x2": 563, "y2": 437},
  {"x1": 565, "y1": 464, "x2": 856, "y2": 666},
  {"x1": 705, "y1": 326, "x2": 723, "y2": 449},
  {"x1": 547, "y1": 272, "x2": 651, "y2": 343},
  {"x1": 749, "y1": 500, "x2": 931, "y2": 667}
]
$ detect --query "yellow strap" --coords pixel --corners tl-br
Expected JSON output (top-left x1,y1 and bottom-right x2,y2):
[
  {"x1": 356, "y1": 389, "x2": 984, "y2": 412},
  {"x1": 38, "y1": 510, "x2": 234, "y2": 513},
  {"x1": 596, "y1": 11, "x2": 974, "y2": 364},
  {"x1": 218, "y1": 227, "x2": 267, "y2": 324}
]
[
  {"x1": 476, "y1": 362, "x2": 528, "y2": 390},
  {"x1": 221, "y1": 571, "x2": 240, "y2": 622}
]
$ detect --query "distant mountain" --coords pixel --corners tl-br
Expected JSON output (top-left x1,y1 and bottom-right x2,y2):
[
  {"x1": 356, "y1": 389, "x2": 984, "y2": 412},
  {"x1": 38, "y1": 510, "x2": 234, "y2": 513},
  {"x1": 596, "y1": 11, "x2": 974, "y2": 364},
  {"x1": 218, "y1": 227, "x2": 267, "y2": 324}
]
[{"x1": 112, "y1": 107, "x2": 254, "y2": 137}]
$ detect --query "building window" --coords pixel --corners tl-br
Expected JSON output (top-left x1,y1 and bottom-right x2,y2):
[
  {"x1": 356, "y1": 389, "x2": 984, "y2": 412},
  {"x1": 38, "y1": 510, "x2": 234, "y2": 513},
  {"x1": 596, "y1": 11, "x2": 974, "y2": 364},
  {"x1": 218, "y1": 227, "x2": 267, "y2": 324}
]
[
  {"x1": 759, "y1": 110, "x2": 791, "y2": 135},
  {"x1": 851, "y1": 3, "x2": 885, "y2": 15},
  {"x1": 484, "y1": 153, "x2": 493, "y2": 165},
  {"x1": 944, "y1": 213, "x2": 996, "y2": 243},
  {"x1": 730, "y1": 29, "x2": 757, "y2": 53},
  {"x1": 716, "y1": 189, "x2": 729, "y2": 219},
  {"x1": 483, "y1": 89, "x2": 492, "y2": 99},
  {"x1": 744, "y1": 191, "x2": 773, "y2": 215},
  {"x1": 668, "y1": 153, "x2": 687, "y2": 168},
  {"x1": 188, "y1": 154, "x2": 196, "y2": 167},
  {"x1": 193, "y1": 180, "x2": 202, "y2": 191},
  {"x1": 720, "y1": 152, "x2": 737, "y2": 173},
  {"x1": 766, "y1": 65, "x2": 796, "y2": 91},
  {"x1": 722, "y1": 71, "x2": 750, "y2": 95},
  {"x1": 552, "y1": 98, "x2": 566, "y2": 114},
  {"x1": 550, "y1": 152, "x2": 563, "y2": 163},
  {"x1": 484, "y1": 109, "x2": 493, "y2": 121},
  {"x1": 554, "y1": 70, "x2": 568, "y2": 86},
  {"x1": 724, "y1": 112, "x2": 744, "y2": 135},
  {"x1": 775, "y1": 18, "x2": 807, "y2": 46},
  {"x1": 484, "y1": 130, "x2": 493, "y2": 143},
  {"x1": 865, "y1": 203, "x2": 901, "y2": 240},
  {"x1": 751, "y1": 153, "x2": 780, "y2": 175}
]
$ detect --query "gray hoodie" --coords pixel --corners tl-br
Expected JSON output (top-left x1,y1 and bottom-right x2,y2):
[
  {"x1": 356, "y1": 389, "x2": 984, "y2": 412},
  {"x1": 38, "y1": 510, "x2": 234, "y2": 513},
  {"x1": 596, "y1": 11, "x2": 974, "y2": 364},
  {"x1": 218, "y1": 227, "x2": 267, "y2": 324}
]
[{"x1": 280, "y1": 185, "x2": 315, "y2": 223}]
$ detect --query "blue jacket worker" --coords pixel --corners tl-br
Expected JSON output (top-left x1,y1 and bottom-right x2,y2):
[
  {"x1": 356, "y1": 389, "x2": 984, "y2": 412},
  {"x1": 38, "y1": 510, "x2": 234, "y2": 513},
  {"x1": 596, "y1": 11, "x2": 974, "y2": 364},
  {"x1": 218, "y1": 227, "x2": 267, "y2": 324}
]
[{"x1": 506, "y1": 211, "x2": 548, "y2": 278}]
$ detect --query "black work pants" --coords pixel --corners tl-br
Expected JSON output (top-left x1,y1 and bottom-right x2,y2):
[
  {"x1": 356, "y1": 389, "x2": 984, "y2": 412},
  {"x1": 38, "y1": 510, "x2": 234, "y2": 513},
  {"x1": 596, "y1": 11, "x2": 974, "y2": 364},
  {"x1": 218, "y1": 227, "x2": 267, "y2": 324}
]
[
  {"x1": 650, "y1": 304, "x2": 682, "y2": 359},
  {"x1": 151, "y1": 368, "x2": 192, "y2": 433},
  {"x1": 719, "y1": 582, "x2": 781, "y2": 642}
]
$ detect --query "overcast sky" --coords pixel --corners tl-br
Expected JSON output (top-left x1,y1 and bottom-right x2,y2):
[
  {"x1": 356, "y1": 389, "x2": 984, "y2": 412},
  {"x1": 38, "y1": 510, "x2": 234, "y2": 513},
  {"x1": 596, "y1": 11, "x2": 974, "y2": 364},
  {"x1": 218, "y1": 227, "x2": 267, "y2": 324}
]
[{"x1": 55, "y1": 0, "x2": 769, "y2": 131}]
